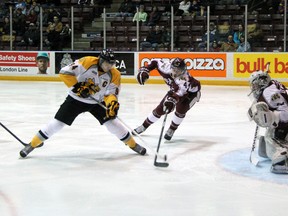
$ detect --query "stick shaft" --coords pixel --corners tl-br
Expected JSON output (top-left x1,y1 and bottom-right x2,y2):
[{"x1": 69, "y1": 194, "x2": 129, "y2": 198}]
[
  {"x1": 154, "y1": 110, "x2": 168, "y2": 164},
  {"x1": 249, "y1": 125, "x2": 259, "y2": 166},
  {"x1": 0, "y1": 122, "x2": 27, "y2": 146}
]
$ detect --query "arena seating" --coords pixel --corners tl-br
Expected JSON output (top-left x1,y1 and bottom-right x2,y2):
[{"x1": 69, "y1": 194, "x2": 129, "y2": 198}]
[
  {"x1": 0, "y1": 0, "x2": 286, "y2": 52},
  {"x1": 90, "y1": 0, "x2": 286, "y2": 52}
]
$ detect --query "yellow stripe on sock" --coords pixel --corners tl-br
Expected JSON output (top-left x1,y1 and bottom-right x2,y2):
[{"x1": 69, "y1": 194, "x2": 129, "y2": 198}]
[
  {"x1": 125, "y1": 136, "x2": 136, "y2": 148},
  {"x1": 30, "y1": 135, "x2": 43, "y2": 148}
]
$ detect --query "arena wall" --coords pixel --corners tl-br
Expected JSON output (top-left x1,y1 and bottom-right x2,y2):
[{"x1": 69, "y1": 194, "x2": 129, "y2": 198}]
[{"x1": 0, "y1": 51, "x2": 287, "y2": 86}]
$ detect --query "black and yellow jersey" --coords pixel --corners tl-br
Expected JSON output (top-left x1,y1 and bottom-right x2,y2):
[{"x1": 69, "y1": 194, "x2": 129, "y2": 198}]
[{"x1": 59, "y1": 56, "x2": 121, "y2": 105}]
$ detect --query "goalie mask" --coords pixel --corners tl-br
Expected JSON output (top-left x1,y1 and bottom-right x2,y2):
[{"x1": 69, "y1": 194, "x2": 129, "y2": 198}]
[
  {"x1": 99, "y1": 49, "x2": 116, "y2": 72},
  {"x1": 249, "y1": 70, "x2": 271, "y2": 99},
  {"x1": 170, "y1": 58, "x2": 186, "y2": 78}
]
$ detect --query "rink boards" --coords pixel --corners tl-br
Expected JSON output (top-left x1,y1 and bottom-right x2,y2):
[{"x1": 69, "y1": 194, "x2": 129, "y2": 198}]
[{"x1": 0, "y1": 51, "x2": 287, "y2": 86}]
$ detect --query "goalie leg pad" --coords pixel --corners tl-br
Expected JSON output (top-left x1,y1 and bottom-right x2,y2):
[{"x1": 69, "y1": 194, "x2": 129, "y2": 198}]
[
  {"x1": 258, "y1": 136, "x2": 268, "y2": 158},
  {"x1": 263, "y1": 128, "x2": 288, "y2": 163}
]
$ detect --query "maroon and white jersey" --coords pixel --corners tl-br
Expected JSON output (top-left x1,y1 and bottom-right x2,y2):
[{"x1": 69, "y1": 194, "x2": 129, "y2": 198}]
[
  {"x1": 146, "y1": 59, "x2": 201, "y2": 97},
  {"x1": 258, "y1": 80, "x2": 288, "y2": 127}
]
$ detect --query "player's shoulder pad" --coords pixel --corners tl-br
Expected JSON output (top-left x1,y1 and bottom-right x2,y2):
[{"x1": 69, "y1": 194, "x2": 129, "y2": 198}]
[
  {"x1": 78, "y1": 56, "x2": 98, "y2": 69},
  {"x1": 110, "y1": 67, "x2": 121, "y2": 85},
  {"x1": 110, "y1": 67, "x2": 121, "y2": 78}
]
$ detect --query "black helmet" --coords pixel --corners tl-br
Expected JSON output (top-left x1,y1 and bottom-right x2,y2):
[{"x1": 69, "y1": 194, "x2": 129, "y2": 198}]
[
  {"x1": 171, "y1": 58, "x2": 186, "y2": 78},
  {"x1": 99, "y1": 49, "x2": 116, "y2": 64}
]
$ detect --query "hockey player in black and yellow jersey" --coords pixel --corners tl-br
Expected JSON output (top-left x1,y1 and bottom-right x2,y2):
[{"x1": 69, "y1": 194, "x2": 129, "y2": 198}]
[{"x1": 20, "y1": 49, "x2": 146, "y2": 158}]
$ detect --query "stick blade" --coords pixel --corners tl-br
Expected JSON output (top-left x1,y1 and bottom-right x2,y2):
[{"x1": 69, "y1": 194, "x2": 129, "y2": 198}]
[
  {"x1": 154, "y1": 161, "x2": 169, "y2": 168},
  {"x1": 250, "y1": 156, "x2": 259, "y2": 166}
]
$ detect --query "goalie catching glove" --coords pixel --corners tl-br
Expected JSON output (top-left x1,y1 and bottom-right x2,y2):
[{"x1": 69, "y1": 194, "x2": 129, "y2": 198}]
[
  {"x1": 72, "y1": 80, "x2": 97, "y2": 98},
  {"x1": 163, "y1": 91, "x2": 179, "y2": 113},
  {"x1": 137, "y1": 67, "x2": 150, "y2": 85},
  {"x1": 106, "y1": 100, "x2": 120, "y2": 119},
  {"x1": 248, "y1": 102, "x2": 280, "y2": 128}
]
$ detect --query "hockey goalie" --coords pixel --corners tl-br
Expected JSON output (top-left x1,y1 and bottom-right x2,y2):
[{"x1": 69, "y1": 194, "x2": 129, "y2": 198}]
[{"x1": 248, "y1": 69, "x2": 288, "y2": 174}]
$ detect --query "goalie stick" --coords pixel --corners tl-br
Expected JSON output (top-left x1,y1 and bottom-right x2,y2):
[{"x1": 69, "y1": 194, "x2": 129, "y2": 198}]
[
  {"x1": 90, "y1": 98, "x2": 168, "y2": 164},
  {"x1": 0, "y1": 122, "x2": 28, "y2": 147},
  {"x1": 154, "y1": 109, "x2": 169, "y2": 168},
  {"x1": 249, "y1": 125, "x2": 260, "y2": 166}
]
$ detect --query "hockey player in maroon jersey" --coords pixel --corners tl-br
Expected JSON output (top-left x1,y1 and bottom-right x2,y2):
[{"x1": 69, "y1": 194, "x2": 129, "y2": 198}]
[
  {"x1": 20, "y1": 49, "x2": 146, "y2": 158},
  {"x1": 133, "y1": 57, "x2": 201, "y2": 140},
  {"x1": 248, "y1": 70, "x2": 288, "y2": 174}
]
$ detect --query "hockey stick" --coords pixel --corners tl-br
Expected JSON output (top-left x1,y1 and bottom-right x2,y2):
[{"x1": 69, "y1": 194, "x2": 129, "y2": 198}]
[
  {"x1": 90, "y1": 98, "x2": 168, "y2": 162},
  {"x1": 265, "y1": 62, "x2": 270, "y2": 73},
  {"x1": 154, "y1": 109, "x2": 169, "y2": 168},
  {"x1": 249, "y1": 125, "x2": 259, "y2": 166},
  {"x1": 0, "y1": 122, "x2": 28, "y2": 147}
]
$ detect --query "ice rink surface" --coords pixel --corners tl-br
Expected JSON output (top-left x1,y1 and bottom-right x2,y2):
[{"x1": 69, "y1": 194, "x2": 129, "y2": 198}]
[{"x1": 0, "y1": 81, "x2": 287, "y2": 216}]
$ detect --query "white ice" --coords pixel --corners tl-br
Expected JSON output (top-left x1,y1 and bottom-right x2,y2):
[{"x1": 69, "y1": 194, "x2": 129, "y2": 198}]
[{"x1": 0, "y1": 81, "x2": 287, "y2": 216}]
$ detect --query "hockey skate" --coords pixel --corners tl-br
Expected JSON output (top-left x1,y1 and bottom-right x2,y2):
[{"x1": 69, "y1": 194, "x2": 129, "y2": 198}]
[
  {"x1": 132, "y1": 125, "x2": 146, "y2": 135},
  {"x1": 130, "y1": 143, "x2": 146, "y2": 155},
  {"x1": 20, "y1": 143, "x2": 35, "y2": 158},
  {"x1": 271, "y1": 158, "x2": 288, "y2": 174},
  {"x1": 164, "y1": 128, "x2": 175, "y2": 140}
]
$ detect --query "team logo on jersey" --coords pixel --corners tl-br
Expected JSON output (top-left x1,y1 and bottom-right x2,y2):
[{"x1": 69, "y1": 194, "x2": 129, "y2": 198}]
[
  {"x1": 271, "y1": 93, "x2": 281, "y2": 101},
  {"x1": 86, "y1": 78, "x2": 95, "y2": 85},
  {"x1": 91, "y1": 70, "x2": 98, "y2": 75},
  {"x1": 72, "y1": 65, "x2": 78, "y2": 70},
  {"x1": 102, "y1": 81, "x2": 108, "y2": 87}
]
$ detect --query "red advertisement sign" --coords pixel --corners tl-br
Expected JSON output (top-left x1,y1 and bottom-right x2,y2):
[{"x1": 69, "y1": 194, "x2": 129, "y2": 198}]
[{"x1": 0, "y1": 52, "x2": 51, "y2": 75}]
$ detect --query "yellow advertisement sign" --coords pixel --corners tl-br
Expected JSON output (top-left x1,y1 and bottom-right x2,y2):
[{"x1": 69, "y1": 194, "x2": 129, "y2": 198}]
[{"x1": 234, "y1": 53, "x2": 288, "y2": 78}]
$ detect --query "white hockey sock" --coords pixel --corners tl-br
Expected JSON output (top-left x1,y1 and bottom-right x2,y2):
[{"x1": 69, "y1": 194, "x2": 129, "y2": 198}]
[
  {"x1": 171, "y1": 113, "x2": 184, "y2": 129},
  {"x1": 147, "y1": 111, "x2": 160, "y2": 124},
  {"x1": 104, "y1": 118, "x2": 129, "y2": 140},
  {"x1": 40, "y1": 118, "x2": 66, "y2": 138}
]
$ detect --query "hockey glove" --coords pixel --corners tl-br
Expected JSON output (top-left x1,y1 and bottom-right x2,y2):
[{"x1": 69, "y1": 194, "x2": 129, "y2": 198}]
[
  {"x1": 248, "y1": 102, "x2": 280, "y2": 128},
  {"x1": 106, "y1": 100, "x2": 120, "y2": 119},
  {"x1": 163, "y1": 94, "x2": 179, "y2": 113},
  {"x1": 137, "y1": 67, "x2": 150, "y2": 85},
  {"x1": 72, "y1": 81, "x2": 97, "y2": 98}
]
